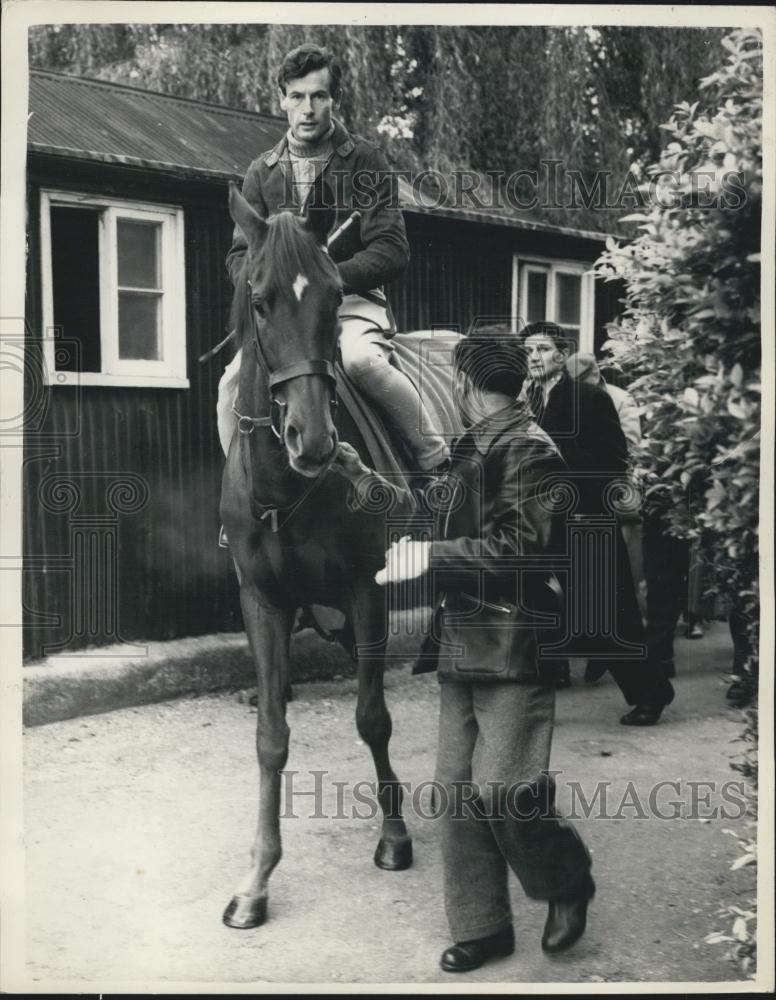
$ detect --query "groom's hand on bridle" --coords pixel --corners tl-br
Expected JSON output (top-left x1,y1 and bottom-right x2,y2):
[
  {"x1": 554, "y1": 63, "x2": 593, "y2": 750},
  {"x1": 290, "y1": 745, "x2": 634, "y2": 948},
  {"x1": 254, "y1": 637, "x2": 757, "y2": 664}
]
[{"x1": 331, "y1": 441, "x2": 367, "y2": 482}]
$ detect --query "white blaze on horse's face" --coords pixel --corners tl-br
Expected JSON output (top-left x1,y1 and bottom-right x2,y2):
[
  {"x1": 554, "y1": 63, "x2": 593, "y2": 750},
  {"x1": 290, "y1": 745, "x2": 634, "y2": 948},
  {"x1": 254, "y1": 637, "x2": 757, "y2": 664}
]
[{"x1": 293, "y1": 273, "x2": 309, "y2": 303}]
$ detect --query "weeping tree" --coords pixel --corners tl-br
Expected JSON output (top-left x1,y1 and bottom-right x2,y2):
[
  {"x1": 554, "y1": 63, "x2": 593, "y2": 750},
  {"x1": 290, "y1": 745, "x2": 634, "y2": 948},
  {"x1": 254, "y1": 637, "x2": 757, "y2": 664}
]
[
  {"x1": 29, "y1": 23, "x2": 726, "y2": 231},
  {"x1": 596, "y1": 27, "x2": 761, "y2": 977},
  {"x1": 593, "y1": 26, "x2": 729, "y2": 171}
]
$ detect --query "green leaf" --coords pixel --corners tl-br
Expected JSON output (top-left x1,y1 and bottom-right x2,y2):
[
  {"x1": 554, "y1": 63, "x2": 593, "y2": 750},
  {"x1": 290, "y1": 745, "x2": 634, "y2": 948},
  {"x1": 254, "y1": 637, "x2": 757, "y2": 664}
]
[{"x1": 727, "y1": 400, "x2": 747, "y2": 419}]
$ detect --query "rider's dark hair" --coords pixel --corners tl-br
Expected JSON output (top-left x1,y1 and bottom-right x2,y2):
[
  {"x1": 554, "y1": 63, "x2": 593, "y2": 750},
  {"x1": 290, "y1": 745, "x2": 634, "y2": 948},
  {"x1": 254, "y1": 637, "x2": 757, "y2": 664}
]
[
  {"x1": 278, "y1": 44, "x2": 342, "y2": 101},
  {"x1": 454, "y1": 334, "x2": 528, "y2": 398}
]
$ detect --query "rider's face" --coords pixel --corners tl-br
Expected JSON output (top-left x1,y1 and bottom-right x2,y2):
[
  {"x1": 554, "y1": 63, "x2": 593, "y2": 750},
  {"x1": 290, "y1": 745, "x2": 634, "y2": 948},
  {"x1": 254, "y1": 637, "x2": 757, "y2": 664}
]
[{"x1": 279, "y1": 68, "x2": 338, "y2": 143}]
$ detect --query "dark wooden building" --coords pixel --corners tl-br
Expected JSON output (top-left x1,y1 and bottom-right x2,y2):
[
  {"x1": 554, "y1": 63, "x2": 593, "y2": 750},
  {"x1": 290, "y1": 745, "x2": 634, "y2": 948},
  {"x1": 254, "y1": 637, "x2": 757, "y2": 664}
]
[{"x1": 24, "y1": 70, "x2": 621, "y2": 658}]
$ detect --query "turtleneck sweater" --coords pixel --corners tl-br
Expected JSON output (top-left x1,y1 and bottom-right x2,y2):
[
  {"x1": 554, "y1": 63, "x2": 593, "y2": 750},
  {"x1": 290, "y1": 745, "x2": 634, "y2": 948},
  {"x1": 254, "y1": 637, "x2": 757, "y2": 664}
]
[{"x1": 286, "y1": 122, "x2": 335, "y2": 208}]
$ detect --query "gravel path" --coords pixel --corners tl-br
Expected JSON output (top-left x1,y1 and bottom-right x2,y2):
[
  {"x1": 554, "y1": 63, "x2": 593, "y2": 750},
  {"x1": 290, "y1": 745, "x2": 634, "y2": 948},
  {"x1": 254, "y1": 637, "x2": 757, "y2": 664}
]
[{"x1": 21, "y1": 623, "x2": 754, "y2": 987}]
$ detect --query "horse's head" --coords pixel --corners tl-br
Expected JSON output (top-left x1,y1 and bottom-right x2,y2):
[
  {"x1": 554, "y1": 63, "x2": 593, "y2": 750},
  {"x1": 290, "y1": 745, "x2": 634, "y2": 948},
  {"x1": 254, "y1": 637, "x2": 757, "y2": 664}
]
[{"x1": 229, "y1": 180, "x2": 342, "y2": 477}]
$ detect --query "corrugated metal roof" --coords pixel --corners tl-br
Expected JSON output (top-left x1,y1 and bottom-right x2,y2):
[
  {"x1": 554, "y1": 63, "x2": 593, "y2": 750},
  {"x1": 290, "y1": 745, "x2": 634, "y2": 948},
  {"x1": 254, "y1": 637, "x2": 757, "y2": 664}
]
[
  {"x1": 28, "y1": 69, "x2": 613, "y2": 242},
  {"x1": 28, "y1": 70, "x2": 286, "y2": 178}
]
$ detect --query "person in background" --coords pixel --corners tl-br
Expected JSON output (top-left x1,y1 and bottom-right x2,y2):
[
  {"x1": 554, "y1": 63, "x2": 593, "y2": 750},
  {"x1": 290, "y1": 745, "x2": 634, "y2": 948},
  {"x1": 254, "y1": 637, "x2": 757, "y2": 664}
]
[
  {"x1": 521, "y1": 323, "x2": 675, "y2": 726},
  {"x1": 566, "y1": 353, "x2": 642, "y2": 452},
  {"x1": 727, "y1": 602, "x2": 755, "y2": 707},
  {"x1": 568, "y1": 353, "x2": 709, "y2": 681},
  {"x1": 566, "y1": 352, "x2": 646, "y2": 664},
  {"x1": 639, "y1": 504, "x2": 712, "y2": 679},
  {"x1": 684, "y1": 546, "x2": 709, "y2": 639}
]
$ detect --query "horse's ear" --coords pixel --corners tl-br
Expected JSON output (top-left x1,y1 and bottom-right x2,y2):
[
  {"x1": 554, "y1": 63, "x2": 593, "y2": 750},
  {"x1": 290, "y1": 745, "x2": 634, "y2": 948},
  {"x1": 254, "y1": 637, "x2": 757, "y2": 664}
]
[
  {"x1": 229, "y1": 181, "x2": 267, "y2": 249},
  {"x1": 302, "y1": 176, "x2": 336, "y2": 246}
]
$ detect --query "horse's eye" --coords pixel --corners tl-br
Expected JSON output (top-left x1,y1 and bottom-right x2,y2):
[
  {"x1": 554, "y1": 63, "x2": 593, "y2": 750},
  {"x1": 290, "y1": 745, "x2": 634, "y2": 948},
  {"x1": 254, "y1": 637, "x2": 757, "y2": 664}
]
[{"x1": 254, "y1": 299, "x2": 267, "y2": 319}]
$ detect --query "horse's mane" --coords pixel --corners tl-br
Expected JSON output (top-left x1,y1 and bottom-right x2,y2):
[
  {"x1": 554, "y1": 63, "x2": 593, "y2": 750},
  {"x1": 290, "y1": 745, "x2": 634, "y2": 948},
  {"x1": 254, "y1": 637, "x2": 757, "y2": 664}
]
[{"x1": 230, "y1": 212, "x2": 341, "y2": 346}]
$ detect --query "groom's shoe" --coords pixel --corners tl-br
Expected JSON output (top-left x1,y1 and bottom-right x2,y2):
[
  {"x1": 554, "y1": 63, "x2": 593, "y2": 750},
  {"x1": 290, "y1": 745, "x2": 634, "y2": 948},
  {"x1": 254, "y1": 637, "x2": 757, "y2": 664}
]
[
  {"x1": 440, "y1": 925, "x2": 514, "y2": 973},
  {"x1": 542, "y1": 875, "x2": 595, "y2": 953}
]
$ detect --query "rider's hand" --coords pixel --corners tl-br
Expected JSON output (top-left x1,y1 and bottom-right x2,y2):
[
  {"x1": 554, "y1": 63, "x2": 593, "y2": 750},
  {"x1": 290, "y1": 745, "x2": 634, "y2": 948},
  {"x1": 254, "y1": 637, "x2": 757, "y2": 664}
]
[
  {"x1": 375, "y1": 537, "x2": 431, "y2": 586},
  {"x1": 332, "y1": 441, "x2": 368, "y2": 482}
]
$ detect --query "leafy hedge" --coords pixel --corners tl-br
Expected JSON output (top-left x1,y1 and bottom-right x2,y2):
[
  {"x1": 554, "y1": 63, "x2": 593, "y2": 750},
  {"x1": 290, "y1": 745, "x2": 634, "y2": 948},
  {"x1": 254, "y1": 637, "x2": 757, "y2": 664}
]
[
  {"x1": 597, "y1": 26, "x2": 761, "y2": 679},
  {"x1": 596, "y1": 28, "x2": 762, "y2": 977}
]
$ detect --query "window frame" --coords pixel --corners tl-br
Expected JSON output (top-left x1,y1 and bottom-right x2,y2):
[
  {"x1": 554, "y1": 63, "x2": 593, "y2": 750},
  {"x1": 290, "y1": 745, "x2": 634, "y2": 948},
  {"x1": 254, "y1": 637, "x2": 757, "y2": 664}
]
[
  {"x1": 511, "y1": 253, "x2": 595, "y2": 353},
  {"x1": 40, "y1": 190, "x2": 188, "y2": 388}
]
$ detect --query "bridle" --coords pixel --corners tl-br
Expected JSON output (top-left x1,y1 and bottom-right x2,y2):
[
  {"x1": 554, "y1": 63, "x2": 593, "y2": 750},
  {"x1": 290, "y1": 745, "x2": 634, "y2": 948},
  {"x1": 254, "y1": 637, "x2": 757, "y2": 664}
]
[
  {"x1": 233, "y1": 279, "x2": 340, "y2": 531},
  {"x1": 234, "y1": 278, "x2": 339, "y2": 439}
]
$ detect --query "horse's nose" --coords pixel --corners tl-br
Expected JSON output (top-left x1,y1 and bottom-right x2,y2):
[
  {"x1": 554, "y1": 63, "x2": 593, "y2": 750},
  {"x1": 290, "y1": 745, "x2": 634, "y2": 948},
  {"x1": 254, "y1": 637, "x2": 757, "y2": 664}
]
[
  {"x1": 285, "y1": 420, "x2": 303, "y2": 459},
  {"x1": 285, "y1": 420, "x2": 336, "y2": 466}
]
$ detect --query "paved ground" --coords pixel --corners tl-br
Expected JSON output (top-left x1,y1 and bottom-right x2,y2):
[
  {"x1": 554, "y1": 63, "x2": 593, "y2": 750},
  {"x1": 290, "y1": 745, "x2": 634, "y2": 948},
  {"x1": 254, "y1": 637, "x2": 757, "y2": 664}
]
[{"x1": 22, "y1": 623, "x2": 755, "y2": 988}]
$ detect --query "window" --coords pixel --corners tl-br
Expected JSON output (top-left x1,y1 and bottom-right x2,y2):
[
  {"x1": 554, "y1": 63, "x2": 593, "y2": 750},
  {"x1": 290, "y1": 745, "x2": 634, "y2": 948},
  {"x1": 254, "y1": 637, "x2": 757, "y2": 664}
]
[
  {"x1": 511, "y1": 255, "x2": 595, "y2": 353},
  {"x1": 40, "y1": 191, "x2": 187, "y2": 387}
]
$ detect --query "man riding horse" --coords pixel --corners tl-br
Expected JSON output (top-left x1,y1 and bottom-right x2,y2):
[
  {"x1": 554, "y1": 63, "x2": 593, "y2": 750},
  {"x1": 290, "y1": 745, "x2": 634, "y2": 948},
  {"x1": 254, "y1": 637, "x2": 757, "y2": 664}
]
[
  {"x1": 217, "y1": 42, "x2": 450, "y2": 475},
  {"x1": 217, "y1": 43, "x2": 460, "y2": 933}
]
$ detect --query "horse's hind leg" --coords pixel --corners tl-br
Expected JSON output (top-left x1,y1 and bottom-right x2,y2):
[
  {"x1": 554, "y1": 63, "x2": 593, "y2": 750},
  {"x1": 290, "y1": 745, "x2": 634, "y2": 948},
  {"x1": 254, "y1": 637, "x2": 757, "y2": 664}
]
[
  {"x1": 351, "y1": 586, "x2": 413, "y2": 871},
  {"x1": 223, "y1": 587, "x2": 294, "y2": 929}
]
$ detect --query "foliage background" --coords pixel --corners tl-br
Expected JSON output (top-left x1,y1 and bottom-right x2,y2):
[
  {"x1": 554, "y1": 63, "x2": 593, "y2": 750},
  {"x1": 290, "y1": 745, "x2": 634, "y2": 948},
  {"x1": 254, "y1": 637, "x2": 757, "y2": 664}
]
[
  {"x1": 27, "y1": 17, "x2": 767, "y2": 981},
  {"x1": 596, "y1": 27, "x2": 762, "y2": 976},
  {"x1": 29, "y1": 23, "x2": 727, "y2": 232}
]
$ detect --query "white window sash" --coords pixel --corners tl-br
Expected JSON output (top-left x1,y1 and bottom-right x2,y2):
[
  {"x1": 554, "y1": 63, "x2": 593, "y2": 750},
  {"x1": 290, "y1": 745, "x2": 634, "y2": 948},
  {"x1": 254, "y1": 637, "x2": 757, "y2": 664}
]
[
  {"x1": 39, "y1": 190, "x2": 188, "y2": 388},
  {"x1": 107, "y1": 205, "x2": 175, "y2": 376},
  {"x1": 39, "y1": 190, "x2": 56, "y2": 381},
  {"x1": 513, "y1": 254, "x2": 596, "y2": 352},
  {"x1": 520, "y1": 264, "x2": 551, "y2": 326}
]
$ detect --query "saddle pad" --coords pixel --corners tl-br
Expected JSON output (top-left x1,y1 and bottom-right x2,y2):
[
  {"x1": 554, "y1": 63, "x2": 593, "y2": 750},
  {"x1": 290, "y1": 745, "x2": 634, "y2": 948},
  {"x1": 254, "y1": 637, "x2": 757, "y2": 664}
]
[{"x1": 334, "y1": 330, "x2": 464, "y2": 488}]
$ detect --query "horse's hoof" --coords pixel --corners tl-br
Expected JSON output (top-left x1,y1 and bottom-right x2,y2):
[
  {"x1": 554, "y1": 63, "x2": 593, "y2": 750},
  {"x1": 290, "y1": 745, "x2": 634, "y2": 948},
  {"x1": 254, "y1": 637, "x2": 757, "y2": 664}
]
[
  {"x1": 374, "y1": 836, "x2": 413, "y2": 871},
  {"x1": 222, "y1": 894, "x2": 268, "y2": 928}
]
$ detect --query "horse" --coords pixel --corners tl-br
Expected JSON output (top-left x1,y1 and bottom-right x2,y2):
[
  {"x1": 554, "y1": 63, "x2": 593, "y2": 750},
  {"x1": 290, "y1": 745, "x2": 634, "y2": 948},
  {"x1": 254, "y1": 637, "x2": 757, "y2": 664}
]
[{"x1": 220, "y1": 180, "x2": 457, "y2": 929}]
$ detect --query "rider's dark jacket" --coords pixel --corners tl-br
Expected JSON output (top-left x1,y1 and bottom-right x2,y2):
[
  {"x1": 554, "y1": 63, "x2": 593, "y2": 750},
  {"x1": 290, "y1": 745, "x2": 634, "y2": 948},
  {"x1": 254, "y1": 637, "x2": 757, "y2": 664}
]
[
  {"x1": 225, "y1": 118, "x2": 410, "y2": 296},
  {"x1": 414, "y1": 401, "x2": 568, "y2": 684}
]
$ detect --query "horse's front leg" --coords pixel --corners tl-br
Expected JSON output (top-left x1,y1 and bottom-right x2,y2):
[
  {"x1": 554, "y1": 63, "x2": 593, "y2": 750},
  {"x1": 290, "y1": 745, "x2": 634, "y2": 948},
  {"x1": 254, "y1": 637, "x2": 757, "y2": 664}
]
[
  {"x1": 223, "y1": 585, "x2": 294, "y2": 929},
  {"x1": 351, "y1": 583, "x2": 413, "y2": 871}
]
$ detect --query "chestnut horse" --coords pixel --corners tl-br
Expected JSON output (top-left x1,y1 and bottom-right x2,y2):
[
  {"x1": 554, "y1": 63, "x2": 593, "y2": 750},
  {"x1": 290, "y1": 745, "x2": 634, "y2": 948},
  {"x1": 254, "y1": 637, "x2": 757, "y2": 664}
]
[{"x1": 220, "y1": 181, "x2": 455, "y2": 928}]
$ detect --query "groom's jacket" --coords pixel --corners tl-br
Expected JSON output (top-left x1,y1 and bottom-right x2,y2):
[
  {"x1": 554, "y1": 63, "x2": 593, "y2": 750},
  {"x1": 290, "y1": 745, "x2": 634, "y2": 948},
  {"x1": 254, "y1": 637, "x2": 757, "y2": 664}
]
[{"x1": 415, "y1": 401, "x2": 568, "y2": 684}]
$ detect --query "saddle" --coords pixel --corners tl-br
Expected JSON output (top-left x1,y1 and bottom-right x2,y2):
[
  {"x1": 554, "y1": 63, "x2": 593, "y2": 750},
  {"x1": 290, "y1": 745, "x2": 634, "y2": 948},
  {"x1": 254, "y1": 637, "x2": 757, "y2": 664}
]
[
  {"x1": 218, "y1": 330, "x2": 461, "y2": 549},
  {"x1": 335, "y1": 330, "x2": 462, "y2": 492},
  {"x1": 295, "y1": 332, "x2": 461, "y2": 649}
]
